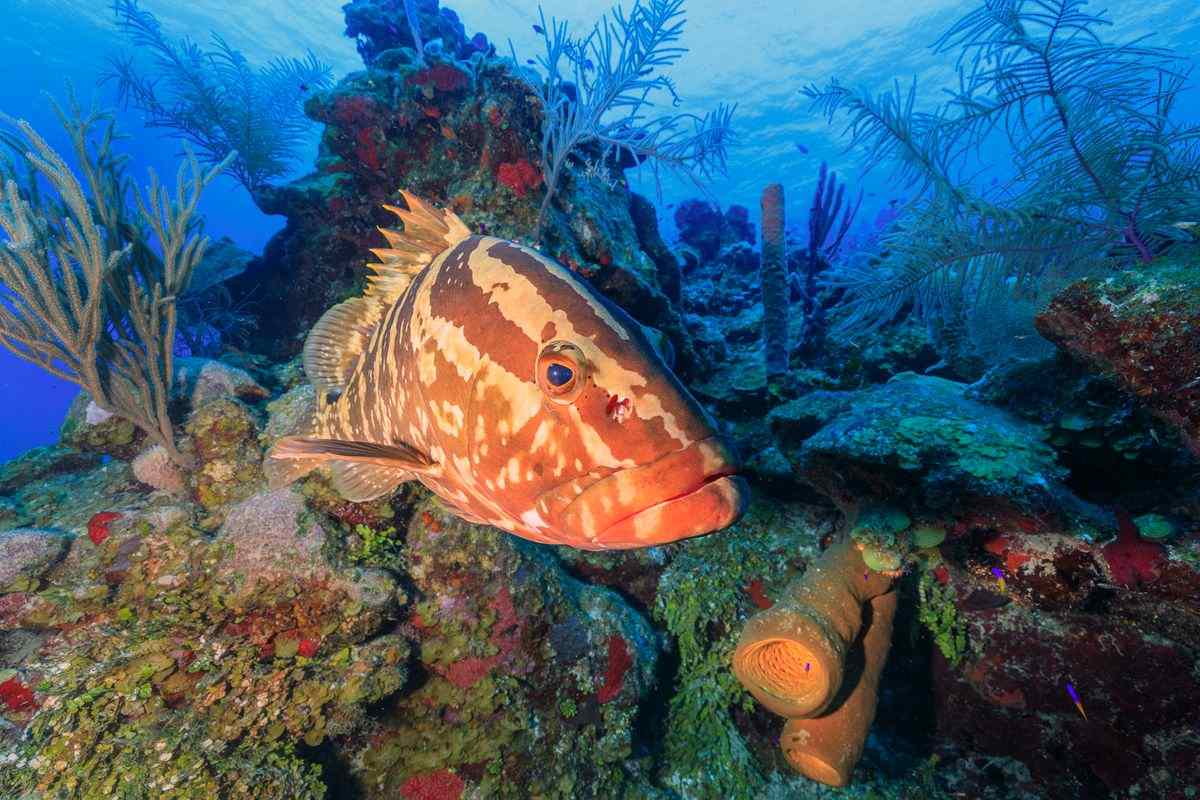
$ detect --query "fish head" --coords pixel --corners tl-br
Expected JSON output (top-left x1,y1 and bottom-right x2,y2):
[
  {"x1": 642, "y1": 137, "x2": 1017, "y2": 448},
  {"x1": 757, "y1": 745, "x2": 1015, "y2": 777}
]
[{"x1": 449, "y1": 237, "x2": 747, "y2": 549}]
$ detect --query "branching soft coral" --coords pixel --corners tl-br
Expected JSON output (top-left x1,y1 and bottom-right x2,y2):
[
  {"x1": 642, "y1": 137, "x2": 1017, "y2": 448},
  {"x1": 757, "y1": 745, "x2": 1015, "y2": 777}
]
[
  {"x1": 106, "y1": 0, "x2": 332, "y2": 199},
  {"x1": 0, "y1": 96, "x2": 231, "y2": 466},
  {"x1": 515, "y1": 0, "x2": 735, "y2": 235}
]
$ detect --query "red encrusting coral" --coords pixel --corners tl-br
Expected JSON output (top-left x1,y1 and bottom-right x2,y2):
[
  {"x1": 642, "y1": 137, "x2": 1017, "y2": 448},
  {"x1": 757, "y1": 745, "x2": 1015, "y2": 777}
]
[
  {"x1": 406, "y1": 64, "x2": 470, "y2": 93},
  {"x1": 332, "y1": 95, "x2": 380, "y2": 126},
  {"x1": 1102, "y1": 510, "x2": 1166, "y2": 588},
  {"x1": 496, "y1": 159, "x2": 542, "y2": 198},
  {"x1": 297, "y1": 638, "x2": 320, "y2": 658},
  {"x1": 744, "y1": 578, "x2": 773, "y2": 609},
  {"x1": 983, "y1": 533, "x2": 1031, "y2": 574},
  {"x1": 596, "y1": 634, "x2": 633, "y2": 704},
  {"x1": 438, "y1": 586, "x2": 522, "y2": 689},
  {"x1": 399, "y1": 768, "x2": 465, "y2": 800},
  {"x1": 355, "y1": 128, "x2": 382, "y2": 171},
  {"x1": 87, "y1": 511, "x2": 122, "y2": 545},
  {"x1": 0, "y1": 677, "x2": 38, "y2": 713}
]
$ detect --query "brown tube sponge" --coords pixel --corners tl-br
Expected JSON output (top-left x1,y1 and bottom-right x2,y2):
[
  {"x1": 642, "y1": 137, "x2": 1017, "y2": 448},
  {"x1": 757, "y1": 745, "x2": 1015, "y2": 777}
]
[
  {"x1": 760, "y1": 183, "x2": 789, "y2": 379},
  {"x1": 732, "y1": 538, "x2": 893, "y2": 719},
  {"x1": 779, "y1": 590, "x2": 898, "y2": 786}
]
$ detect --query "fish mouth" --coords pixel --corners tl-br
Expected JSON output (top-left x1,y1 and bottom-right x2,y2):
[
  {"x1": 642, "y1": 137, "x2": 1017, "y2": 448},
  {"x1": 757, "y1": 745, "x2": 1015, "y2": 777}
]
[{"x1": 555, "y1": 436, "x2": 748, "y2": 550}]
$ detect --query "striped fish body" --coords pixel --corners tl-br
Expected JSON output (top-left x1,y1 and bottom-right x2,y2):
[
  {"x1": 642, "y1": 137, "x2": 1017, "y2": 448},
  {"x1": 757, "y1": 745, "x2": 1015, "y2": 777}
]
[{"x1": 270, "y1": 194, "x2": 747, "y2": 550}]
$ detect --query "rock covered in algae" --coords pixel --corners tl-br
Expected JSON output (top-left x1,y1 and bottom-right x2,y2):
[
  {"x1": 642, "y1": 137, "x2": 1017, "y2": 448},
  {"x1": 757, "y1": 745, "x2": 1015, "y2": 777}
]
[
  {"x1": 183, "y1": 398, "x2": 264, "y2": 520},
  {"x1": 1036, "y1": 258, "x2": 1200, "y2": 457},
  {"x1": 781, "y1": 372, "x2": 1067, "y2": 510},
  {"x1": 59, "y1": 393, "x2": 144, "y2": 461},
  {"x1": 0, "y1": 529, "x2": 70, "y2": 592},
  {"x1": 345, "y1": 496, "x2": 663, "y2": 799},
  {"x1": 0, "y1": 492, "x2": 409, "y2": 800},
  {"x1": 173, "y1": 357, "x2": 269, "y2": 409}
]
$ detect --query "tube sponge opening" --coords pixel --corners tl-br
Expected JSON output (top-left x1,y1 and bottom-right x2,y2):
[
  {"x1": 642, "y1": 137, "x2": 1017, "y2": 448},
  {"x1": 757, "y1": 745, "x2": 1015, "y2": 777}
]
[{"x1": 732, "y1": 537, "x2": 897, "y2": 787}]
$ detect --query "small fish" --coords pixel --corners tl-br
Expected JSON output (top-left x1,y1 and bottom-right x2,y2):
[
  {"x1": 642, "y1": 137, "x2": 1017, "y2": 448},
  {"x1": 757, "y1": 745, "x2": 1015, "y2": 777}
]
[
  {"x1": 533, "y1": 24, "x2": 545, "y2": 34},
  {"x1": 526, "y1": 58, "x2": 536, "y2": 65},
  {"x1": 991, "y1": 566, "x2": 1007, "y2": 593},
  {"x1": 299, "y1": 83, "x2": 309, "y2": 93},
  {"x1": 795, "y1": 143, "x2": 808, "y2": 154},
  {"x1": 269, "y1": 192, "x2": 747, "y2": 550},
  {"x1": 804, "y1": 662, "x2": 811, "y2": 673},
  {"x1": 1066, "y1": 681, "x2": 1087, "y2": 720}
]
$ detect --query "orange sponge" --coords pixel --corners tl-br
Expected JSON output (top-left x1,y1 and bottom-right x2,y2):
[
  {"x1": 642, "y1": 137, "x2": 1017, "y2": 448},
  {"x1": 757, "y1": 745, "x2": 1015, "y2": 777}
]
[
  {"x1": 731, "y1": 537, "x2": 897, "y2": 786},
  {"x1": 779, "y1": 590, "x2": 898, "y2": 786}
]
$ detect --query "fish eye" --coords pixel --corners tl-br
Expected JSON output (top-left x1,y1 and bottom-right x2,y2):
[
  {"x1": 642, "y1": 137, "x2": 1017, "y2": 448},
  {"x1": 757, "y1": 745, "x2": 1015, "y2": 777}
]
[
  {"x1": 546, "y1": 363, "x2": 573, "y2": 386},
  {"x1": 536, "y1": 341, "x2": 587, "y2": 404}
]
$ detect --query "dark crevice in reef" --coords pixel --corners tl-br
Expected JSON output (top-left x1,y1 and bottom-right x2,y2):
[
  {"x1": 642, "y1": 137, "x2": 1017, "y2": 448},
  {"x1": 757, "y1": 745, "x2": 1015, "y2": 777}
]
[{"x1": 629, "y1": 631, "x2": 680, "y2": 762}]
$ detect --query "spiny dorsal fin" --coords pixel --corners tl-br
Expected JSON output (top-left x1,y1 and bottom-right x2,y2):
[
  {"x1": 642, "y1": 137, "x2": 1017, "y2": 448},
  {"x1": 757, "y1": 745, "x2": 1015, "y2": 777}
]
[
  {"x1": 368, "y1": 190, "x2": 472, "y2": 305},
  {"x1": 303, "y1": 191, "x2": 471, "y2": 398}
]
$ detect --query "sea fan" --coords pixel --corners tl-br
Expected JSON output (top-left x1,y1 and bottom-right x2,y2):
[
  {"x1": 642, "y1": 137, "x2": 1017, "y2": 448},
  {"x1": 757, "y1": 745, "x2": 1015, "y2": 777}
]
[
  {"x1": 105, "y1": 0, "x2": 332, "y2": 198},
  {"x1": 805, "y1": 0, "x2": 1200, "y2": 341}
]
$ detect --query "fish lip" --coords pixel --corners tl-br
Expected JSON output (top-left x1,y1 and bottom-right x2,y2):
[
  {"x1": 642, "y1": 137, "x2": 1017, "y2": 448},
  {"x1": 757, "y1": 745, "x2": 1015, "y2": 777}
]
[
  {"x1": 554, "y1": 435, "x2": 744, "y2": 547},
  {"x1": 588, "y1": 473, "x2": 748, "y2": 549}
]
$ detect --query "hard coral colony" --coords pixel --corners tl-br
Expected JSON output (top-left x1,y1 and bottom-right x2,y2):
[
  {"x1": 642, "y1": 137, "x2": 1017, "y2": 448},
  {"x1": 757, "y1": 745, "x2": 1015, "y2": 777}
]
[{"x1": 0, "y1": 0, "x2": 1199, "y2": 798}]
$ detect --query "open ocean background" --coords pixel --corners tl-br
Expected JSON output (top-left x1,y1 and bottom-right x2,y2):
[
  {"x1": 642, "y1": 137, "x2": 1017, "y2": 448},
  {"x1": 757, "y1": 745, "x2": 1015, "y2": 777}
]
[{"x1": 2, "y1": 0, "x2": 1198, "y2": 459}]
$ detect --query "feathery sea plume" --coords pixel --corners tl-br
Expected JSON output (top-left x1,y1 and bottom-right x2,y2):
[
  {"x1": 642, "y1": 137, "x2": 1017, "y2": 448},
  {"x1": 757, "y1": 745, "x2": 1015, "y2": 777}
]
[
  {"x1": 105, "y1": 0, "x2": 331, "y2": 201},
  {"x1": 804, "y1": 0, "x2": 1200, "y2": 360},
  {"x1": 515, "y1": 0, "x2": 736, "y2": 235}
]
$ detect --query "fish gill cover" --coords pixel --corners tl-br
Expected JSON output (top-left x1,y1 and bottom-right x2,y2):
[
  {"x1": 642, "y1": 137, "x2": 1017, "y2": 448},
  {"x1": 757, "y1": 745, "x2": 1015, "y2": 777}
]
[{"x1": 0, "y1": 1, "x2": 1198, "y2": 799}]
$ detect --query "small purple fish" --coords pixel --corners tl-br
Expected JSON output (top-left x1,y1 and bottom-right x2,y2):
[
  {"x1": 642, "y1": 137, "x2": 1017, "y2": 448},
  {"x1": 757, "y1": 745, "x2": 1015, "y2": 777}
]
[
  {"x1": 795, "y1": 143, "x2": 809, "y2": 154},
  {"x1": 991, "y1": 566, "x2": 1007, "y2": 592},
  {"x1": 1066, "y1": 682, "x2": 1088, "y2": 720},
  {"x1": 805, "y1": 662, "x2": 811, "y2": 673},
  {"x1": 533, "y1": 24, "x2": 545, "y2": 34}
]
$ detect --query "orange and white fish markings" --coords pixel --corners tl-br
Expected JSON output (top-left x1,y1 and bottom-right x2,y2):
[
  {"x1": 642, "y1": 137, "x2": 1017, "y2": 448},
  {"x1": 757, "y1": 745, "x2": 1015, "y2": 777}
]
[
  {"x1": 268, "y1": 195, "x2": 746, "y2": 550},
  {"x1": 434, "y1": 399, "x2": 464, "y2": 437}
]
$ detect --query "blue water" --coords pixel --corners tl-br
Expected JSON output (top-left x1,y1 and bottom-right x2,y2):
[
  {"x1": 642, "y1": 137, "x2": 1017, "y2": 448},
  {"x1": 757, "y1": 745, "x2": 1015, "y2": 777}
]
[{"x1": 2, "y1": 0, "x2": 1198, "y2": 459}]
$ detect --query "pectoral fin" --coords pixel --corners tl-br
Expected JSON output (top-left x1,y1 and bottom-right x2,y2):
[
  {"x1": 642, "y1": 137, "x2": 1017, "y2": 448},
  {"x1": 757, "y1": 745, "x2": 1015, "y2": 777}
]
[{"x1": 272, "y1": 436, "x2": 434, "y2": 469}]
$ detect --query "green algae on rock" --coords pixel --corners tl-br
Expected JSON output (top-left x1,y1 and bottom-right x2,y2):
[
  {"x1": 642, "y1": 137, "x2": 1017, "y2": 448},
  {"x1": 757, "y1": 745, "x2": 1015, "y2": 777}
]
[
  {"x1": 783, "y1": 372, "x2": 1067, "y2": 510},
  {"x1": 0, "y1": 502, "x2": 407, "y2": 800}
]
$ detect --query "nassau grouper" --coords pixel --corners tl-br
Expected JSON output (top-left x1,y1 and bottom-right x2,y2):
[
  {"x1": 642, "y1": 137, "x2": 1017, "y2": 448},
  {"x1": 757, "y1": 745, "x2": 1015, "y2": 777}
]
[{"x1": 268, "y1": 192, "x2": 747, "y2": 550}]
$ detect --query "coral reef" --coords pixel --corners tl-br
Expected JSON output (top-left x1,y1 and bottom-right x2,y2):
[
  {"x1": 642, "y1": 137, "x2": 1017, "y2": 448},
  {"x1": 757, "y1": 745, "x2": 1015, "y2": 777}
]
[{"x1": 3, "y1": 1, "x2": 1200, "y2": 798}]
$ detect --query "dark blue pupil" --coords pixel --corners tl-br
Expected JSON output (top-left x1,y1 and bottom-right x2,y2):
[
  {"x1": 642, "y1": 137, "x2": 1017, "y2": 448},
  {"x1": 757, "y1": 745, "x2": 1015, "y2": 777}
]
[{"x1": 546, "y1": 363, "x2": 573, "y2": 387}]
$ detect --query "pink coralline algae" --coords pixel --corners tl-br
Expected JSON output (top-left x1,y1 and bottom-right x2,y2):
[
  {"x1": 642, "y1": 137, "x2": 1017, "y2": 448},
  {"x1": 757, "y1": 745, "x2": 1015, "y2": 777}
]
[
  {"x1": 496, "y1": 159, "x2": 542, "y2": 198},
  {"x1": 597, "y1": 634, "x2": 633, "y2": 704},
  {"x1": 87, "y1": 511, "x2": 122, "y2": 545},
  {"x1": 1103, "y1": 509, "x2": 1166, "y2": 588},
  {"x1": 399, "y1": 768, "x2": 465, "y2": 800}
]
